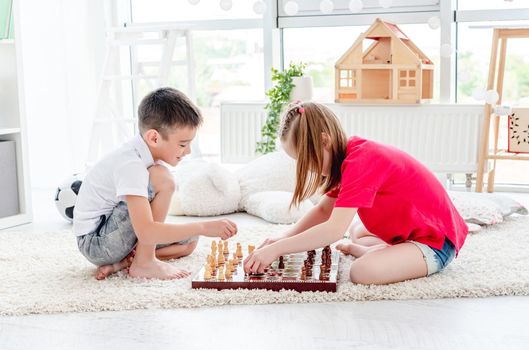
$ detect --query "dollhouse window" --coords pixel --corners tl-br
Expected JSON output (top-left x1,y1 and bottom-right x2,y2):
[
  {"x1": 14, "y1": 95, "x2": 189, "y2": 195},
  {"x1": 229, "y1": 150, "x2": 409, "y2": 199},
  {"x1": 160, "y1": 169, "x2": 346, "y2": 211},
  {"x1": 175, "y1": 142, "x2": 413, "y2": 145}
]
[
  {"x1": 399, "y1": 70, "x2": 416, "y2": 88},
  {"x1": 339, "y1": 69, "x2": 356, "y2": 88}
]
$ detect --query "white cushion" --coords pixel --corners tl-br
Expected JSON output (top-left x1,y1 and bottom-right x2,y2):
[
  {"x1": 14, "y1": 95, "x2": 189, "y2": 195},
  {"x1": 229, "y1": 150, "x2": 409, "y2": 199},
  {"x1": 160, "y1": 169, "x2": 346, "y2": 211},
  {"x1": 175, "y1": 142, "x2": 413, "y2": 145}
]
[
  {"x1": 244, "y1": 191, "x2": 314, "y2": 224},
  {"x1": 236, "y1": 151, "x2": 297, "y2": 210},
  {"x1": 449, "y1": 191, "x2": 528, "y2": 226},
  {"x1": 168, "y1": 161, "x2": 240, "y2": 216}
]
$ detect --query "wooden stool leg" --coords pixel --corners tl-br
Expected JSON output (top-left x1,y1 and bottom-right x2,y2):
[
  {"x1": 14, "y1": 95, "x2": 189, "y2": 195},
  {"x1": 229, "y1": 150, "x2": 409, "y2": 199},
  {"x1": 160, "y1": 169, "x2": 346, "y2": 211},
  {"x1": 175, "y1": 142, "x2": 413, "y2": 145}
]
[
  {"x1": 487, "y1": 114, "x2": 501, "y2": 192},
  {"x1": 476, "y1": 112, "x2": 492, "y2": 192},
  {"x1": 487, "y1": 37, "x2": 508, "y2": 193},
  {"x1": 477, "y1": 30, "x2": 500, "y2": 192}
]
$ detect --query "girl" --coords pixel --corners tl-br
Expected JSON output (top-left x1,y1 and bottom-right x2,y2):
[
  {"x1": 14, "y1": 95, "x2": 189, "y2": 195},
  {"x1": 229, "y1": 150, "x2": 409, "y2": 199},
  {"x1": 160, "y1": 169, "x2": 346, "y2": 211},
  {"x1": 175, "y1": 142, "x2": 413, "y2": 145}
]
[{"x1": 243, "y1": 102, "x2": 468, "y2": 285}]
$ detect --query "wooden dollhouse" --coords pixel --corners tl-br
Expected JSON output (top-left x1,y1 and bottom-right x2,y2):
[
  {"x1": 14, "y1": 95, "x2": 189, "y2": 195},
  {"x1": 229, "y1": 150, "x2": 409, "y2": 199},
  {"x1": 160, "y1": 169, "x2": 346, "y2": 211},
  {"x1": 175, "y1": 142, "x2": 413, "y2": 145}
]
[{"x1": 335, "y1": 18, "x2": 434, "y2": 104}]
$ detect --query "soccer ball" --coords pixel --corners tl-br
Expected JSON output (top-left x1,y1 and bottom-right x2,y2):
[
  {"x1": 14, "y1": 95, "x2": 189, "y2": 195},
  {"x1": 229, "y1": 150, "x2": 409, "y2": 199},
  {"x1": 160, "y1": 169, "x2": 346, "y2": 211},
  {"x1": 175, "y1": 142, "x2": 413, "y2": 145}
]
[{"x1": 54, "y1": 174, "x2": 83, "y2": 222}]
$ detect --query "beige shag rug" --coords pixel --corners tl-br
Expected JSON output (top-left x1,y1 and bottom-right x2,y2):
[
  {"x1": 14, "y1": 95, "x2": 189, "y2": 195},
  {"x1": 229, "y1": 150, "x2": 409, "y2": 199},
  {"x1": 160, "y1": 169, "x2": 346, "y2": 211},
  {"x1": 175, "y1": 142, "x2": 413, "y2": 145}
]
[{"x1": 1, "y1": 216, "x2": 529, "y2": 316}]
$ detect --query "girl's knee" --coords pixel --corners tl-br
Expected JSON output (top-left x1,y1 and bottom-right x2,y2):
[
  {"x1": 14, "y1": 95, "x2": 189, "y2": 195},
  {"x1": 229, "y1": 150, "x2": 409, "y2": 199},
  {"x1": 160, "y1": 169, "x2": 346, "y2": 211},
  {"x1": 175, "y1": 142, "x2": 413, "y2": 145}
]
[
  {"x1": 349, "y1": 259, "x2": 380, "y2": 285},
  {"x1": 148, "y1": 165, "x2": 176, "y2": 193}
]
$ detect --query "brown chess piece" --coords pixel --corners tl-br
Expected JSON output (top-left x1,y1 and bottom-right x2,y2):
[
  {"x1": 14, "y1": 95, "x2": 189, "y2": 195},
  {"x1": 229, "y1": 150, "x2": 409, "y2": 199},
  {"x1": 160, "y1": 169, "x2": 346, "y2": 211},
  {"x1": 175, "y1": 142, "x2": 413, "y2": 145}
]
[
  {"x1": 305, "y1": 261, "x2": 313, "y2": 277},
  {"x1": 319, "y1": 267, "x2": 325, "y2": 281},
  {"x1": 278, "y1": 256, "x2": 285, "y2": 269},
  {"x1": 300, "y1": 267, "x2": 307, "y2": 280}
]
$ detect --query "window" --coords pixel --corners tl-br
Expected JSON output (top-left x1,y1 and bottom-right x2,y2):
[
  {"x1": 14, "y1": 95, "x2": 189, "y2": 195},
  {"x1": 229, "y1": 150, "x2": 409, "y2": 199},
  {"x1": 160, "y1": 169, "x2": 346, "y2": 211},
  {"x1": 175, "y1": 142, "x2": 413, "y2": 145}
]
[
  {"x1": 399, "y1": 69, "x2": 416, "y2": 87},
  {"x1": 339, "y1": 69, "x2": 356, "y2": 88},
  {"x1": 132, "y1": 29, "x2": 264, "y2": 159},
  {"x1": 126, "y1": 2, "x2": 264, "y2": 161},
  {"x1": 0, "y1": 0, "x2": 13, "y2": 39},
  {"x1": 456, "y1": 21, "x2": 529, "y2": 106},
  {"x1": 456, "y1": 20, "x2": 529, "y2": 185},
  {"x1": 284, "y1": 26, "x2": 366, "y2": 102}
]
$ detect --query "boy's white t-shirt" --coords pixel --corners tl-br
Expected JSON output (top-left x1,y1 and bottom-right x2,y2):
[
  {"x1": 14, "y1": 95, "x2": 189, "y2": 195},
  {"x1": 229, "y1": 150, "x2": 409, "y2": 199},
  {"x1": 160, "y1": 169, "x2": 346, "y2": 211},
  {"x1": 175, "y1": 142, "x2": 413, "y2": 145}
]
[{"x1": 73, "y1": 135, "x2": 155, "y2": 237}]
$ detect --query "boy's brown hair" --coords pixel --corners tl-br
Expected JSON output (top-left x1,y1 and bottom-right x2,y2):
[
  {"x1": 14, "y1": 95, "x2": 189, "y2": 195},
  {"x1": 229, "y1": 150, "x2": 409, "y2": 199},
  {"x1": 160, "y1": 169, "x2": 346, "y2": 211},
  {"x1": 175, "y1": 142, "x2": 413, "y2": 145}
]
[
  {"x1": 138, "y1": 87, "x2": 203, "y2": 139},
  {"x1": 279, "y1": 102, "x2": 348, "y2": 207}
]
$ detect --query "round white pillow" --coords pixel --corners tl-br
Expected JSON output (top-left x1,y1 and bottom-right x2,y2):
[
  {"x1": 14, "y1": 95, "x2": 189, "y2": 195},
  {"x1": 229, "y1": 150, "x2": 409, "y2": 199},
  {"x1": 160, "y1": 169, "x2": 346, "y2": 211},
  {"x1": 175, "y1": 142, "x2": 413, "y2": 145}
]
[
  {"x1": 169, "y1": 162, "x2": 241, "y2": 216},
  {"x1": 236, "y1": 151, "x2": 297, "y2": 210},
  {"x1": 244, "y1": 191, "x2": 314, "y2": 224}
]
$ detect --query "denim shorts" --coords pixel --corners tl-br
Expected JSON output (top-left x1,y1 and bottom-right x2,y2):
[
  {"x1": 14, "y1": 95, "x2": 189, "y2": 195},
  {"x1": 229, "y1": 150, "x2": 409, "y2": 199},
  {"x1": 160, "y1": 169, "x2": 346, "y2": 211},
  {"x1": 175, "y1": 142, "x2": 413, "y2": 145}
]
[
  {"x1": 409, "y1": 237, "x2": 456, "y2": 276},
  {"x1": 77, "y1": 184, "x2": 198, "y2": 266}
]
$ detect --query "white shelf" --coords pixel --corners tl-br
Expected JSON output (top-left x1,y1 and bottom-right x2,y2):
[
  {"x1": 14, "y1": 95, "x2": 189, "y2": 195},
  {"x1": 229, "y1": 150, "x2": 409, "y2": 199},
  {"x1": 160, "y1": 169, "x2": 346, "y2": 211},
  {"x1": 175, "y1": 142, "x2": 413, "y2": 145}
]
[
  {"x1": 0, "y1": 213, "x2": 31, "y2": 229},
  {"x1": 0, "y1": 128, "x2": 21, "y2": 136},
  {"x1": 0, "y1": 5, "x2": 32, "y2": 230}
]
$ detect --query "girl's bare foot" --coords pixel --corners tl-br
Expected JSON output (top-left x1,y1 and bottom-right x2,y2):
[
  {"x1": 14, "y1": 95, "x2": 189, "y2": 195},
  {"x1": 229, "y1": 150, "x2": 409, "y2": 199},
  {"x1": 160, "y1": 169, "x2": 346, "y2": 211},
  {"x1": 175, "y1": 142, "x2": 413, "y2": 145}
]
[
  {"x1": 95, "y1": 252, "x2": 135, "y2": 280},
  {"x1": 336, "y1": 242, "x2": 388, "y2": 258},
  {"x1": 128, "y1": 259, "x2": 191, "y2": 280}
]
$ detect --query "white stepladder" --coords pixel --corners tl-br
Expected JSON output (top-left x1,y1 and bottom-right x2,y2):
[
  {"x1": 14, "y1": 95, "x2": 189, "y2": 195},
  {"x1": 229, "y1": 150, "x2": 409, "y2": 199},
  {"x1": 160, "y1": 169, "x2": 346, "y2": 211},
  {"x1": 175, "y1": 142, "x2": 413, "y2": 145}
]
[{"x1": 86, "y1": 24, "x2": 199, "y2": 167}]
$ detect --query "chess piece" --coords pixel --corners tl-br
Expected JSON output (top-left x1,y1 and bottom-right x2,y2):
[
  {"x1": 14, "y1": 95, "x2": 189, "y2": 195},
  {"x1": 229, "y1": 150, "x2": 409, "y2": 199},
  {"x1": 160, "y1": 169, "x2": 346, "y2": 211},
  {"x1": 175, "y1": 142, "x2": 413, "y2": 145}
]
[
  {"x1": 300, "y1": 267, "x2": 307, "y2": 280},
  {"x1": 319, "y1": 267, "x2": 325, "y2": 281},
  {"x1": 278, "y1": 256, "x2": 285, "y2": 269},
  {"x1": 204, "y1": 265, "x2": 212, "y2": 280},
  {"x1": 210, "y1": 255, "x2": 217, "y2": 269},
  {"x1": 248, "y1": 245, "x2": 255, "y2": 254},
  {"x1": 304, "y1": 258, "x2": 313, "y2": 275},
  {"x1": 211, "y1": 241, "x2": 217, "y2": 251},
  {"x1": 223, "y1": 241, "x2": 229, "y2": 255},
  {"x1": 218, "y1": 267, "x2": 225, "y2": 281},
  {"x1": 232, "y1": 253, "x2": 239, "y2": 264},
  {"x1": 218, "y1": 252, "x2": 225, "y2": 265},
  {"x1": 225, "y1": 265, "x2": 232, "y2": 279},
  {"x1": 236, "y1": 245, "x2": 243, "y2": 258}
]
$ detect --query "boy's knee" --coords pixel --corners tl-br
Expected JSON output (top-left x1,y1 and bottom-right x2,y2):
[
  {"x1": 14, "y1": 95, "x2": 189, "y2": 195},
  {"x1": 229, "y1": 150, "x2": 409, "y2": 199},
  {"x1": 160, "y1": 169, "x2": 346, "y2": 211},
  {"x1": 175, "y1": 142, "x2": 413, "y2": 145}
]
[
  {"x1": 349, "y1": 259, "x2": 379, "y2": 285},
  {"x1": 149, "y1": 165, "x2": 176, "y2": 193},
  {"x1": 181, "y1": 240, "x2": 198, "y2": 257}
]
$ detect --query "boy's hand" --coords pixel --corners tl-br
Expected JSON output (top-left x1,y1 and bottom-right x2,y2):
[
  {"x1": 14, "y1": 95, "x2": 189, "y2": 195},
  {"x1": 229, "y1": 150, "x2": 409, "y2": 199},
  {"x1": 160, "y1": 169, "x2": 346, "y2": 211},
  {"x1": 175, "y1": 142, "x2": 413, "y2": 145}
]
[
  {"x1": 243, "y1": 245, "x2": 279, "y2": 274},
  {"x1": 202, "y1": 219, "x2": 237, "y2": 240}
]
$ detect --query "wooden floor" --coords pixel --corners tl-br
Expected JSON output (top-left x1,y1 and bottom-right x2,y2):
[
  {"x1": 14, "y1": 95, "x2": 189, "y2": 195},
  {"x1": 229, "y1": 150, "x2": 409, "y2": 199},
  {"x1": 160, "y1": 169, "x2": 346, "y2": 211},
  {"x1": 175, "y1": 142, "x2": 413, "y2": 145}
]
[{"x1": 1, "y1": 189, "x2": 529, "y2": 350}]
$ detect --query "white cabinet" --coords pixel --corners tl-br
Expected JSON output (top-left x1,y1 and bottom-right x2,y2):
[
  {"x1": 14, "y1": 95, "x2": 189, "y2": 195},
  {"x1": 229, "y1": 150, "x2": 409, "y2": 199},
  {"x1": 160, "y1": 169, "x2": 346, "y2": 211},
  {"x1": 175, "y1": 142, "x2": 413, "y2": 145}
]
[{"x1": 0, "y1": 38, "x2": 32, "y2": 229}]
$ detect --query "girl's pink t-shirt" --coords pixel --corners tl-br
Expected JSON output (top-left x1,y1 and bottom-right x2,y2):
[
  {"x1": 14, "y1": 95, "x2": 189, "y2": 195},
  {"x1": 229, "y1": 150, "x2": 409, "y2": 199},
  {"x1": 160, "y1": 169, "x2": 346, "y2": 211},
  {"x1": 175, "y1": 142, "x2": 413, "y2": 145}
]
[{"x1": 327, "y1": 137, "x2": 468, "y2": 253}]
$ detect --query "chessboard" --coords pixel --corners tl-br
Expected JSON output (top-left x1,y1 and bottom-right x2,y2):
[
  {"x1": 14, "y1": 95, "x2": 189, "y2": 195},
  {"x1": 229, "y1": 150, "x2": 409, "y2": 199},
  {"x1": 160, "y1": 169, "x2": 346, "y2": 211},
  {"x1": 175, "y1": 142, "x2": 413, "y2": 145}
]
[{"x1": 191, "y1": 240, "x2": 340, "y2": 292}]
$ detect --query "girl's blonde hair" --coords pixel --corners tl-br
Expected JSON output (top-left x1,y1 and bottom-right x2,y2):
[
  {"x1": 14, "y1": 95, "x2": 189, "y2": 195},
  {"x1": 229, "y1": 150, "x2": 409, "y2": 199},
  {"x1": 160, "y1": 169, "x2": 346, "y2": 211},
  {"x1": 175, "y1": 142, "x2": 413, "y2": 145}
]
[{"x1": 279, "y1": 101, "x2": 348, "y2": 207}]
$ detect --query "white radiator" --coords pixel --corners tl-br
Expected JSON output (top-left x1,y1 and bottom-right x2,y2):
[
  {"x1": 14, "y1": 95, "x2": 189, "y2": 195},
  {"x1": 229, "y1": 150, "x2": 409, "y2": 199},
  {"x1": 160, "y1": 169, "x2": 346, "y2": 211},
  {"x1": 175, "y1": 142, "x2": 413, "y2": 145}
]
[{"x1": 220, "y1": 103, "x2": 485, "y2": 174}]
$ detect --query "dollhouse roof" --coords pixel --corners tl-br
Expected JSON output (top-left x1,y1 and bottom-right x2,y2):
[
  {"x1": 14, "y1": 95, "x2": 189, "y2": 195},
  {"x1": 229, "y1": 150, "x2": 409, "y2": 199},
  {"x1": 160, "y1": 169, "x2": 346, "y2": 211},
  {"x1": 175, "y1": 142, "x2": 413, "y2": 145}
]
[{"x1": 335, "y1": 18, "x2": 432, "y2": 66}]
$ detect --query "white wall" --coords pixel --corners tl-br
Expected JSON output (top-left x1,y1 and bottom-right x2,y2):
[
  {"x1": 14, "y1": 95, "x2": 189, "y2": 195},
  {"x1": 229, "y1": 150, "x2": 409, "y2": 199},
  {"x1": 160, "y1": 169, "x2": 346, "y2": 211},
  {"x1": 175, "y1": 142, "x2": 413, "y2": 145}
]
[{"x1": 17, "y1": 0, "x2": 106, "y2": 188}]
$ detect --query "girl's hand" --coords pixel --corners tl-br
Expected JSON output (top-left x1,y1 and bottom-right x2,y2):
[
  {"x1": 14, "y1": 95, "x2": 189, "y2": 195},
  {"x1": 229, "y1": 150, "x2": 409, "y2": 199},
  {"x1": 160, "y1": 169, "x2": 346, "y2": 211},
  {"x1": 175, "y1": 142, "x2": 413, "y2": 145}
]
[
  {"x1": 243, "y1": 245, "x2": 279, "y2": 274},
  {"x1": 257, "y1": 236, "x2": 282, "y2": 249}
]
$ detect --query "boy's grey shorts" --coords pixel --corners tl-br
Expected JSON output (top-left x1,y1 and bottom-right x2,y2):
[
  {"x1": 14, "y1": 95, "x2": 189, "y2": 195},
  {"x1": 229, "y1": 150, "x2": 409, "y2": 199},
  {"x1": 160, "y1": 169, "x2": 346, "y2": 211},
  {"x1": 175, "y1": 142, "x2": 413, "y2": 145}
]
[{"x1": 77, "y1": 184, "x2": 199, "y2": 266}]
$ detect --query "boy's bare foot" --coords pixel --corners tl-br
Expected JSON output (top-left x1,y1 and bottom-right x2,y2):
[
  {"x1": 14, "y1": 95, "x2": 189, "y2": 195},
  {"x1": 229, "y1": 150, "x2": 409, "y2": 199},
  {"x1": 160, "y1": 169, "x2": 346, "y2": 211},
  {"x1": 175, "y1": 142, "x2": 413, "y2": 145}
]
[
  {"x1": 128, "y1": 259, "x2": 191, "y2": 280},
  {"x1": 95, "y1": 252, "x2": 135, "y2": 280}
]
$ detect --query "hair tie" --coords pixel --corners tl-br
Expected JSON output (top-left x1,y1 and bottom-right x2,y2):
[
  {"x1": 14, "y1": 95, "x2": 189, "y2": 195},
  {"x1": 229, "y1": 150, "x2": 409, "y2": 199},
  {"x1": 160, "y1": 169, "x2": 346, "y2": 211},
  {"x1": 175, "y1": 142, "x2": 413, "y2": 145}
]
[{"x1": 298, "y1": 107, "x2": 305, "y2": 114}]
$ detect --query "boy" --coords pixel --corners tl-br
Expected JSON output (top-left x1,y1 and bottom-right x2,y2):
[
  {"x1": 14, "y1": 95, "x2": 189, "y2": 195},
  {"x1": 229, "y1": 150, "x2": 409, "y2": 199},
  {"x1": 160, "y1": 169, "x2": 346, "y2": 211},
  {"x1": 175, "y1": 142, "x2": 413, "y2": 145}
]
[{"x1": 73, "y1": 87, "x2": 237, "y2": 280}]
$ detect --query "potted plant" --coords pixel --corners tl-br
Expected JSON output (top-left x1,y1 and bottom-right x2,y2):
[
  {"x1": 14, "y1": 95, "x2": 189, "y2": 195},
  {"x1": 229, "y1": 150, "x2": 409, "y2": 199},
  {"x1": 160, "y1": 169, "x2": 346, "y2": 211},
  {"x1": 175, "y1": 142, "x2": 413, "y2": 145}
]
[{"x1": 256, "y1": 62, "x2": 309, "y2": 154}]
